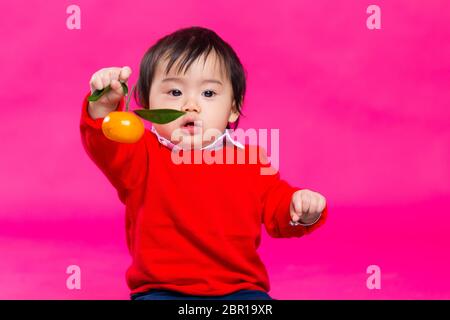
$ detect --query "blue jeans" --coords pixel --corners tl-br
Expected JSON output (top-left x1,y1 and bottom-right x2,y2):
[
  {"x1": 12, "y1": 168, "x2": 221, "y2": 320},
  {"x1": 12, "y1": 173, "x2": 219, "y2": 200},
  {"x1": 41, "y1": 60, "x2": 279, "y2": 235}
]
[{"x1": 131, "y1": 289, "x2": 274, "y2": 300}]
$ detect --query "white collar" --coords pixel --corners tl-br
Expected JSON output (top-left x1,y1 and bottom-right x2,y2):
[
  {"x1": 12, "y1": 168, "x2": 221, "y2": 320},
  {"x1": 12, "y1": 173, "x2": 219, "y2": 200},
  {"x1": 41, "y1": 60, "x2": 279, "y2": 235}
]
[{"x1": 150, "y1": 125, "x2": 245, "y2": 151}]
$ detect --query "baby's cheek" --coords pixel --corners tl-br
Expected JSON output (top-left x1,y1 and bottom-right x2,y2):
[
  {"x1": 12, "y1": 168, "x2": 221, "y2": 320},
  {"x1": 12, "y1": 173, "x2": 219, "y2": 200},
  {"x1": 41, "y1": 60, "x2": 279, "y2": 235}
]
[{"x1": 154, "y1": 124, "x2": 174, "y2": 140}]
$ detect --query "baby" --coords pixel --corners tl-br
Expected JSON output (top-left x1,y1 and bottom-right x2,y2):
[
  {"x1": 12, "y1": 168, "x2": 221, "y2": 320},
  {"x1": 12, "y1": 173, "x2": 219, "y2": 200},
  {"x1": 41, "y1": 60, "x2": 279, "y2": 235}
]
[{"x1": 80, "y1": 26, "x2": 328, "y2": 300}]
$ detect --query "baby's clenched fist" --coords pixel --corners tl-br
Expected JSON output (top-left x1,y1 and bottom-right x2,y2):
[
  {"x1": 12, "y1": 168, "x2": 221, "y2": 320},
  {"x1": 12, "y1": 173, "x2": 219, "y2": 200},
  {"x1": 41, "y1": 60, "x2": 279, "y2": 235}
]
[{"x1": 290, "y1": 189, "x2": 326, "y2": 226}]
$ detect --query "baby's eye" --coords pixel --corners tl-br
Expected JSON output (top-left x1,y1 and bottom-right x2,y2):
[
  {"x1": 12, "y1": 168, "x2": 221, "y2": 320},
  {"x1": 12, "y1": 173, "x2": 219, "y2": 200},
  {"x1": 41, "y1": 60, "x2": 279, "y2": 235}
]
[
  {"x1": 168, "y1": 89, "x2": 182, "y2": 97},
  {"x1": 203, "y1": 90, "x2": 216, "y2": 98}
]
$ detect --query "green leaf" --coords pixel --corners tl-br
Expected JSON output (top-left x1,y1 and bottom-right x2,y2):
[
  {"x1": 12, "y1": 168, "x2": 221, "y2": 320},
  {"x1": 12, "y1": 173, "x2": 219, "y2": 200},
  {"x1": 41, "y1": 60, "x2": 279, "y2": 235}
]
[
  {"x1": 88, "y1": 82, "x2": 129, "y2": 102},
  {"x1": 121, "y1": 82, "x2": 128, "y2": 96},
  {"x1": 88, "y1": 86, "x2": 111, "y2": 101},
  {"x1": 133, "y1": 109, "x2": 186, "y2": 124}
]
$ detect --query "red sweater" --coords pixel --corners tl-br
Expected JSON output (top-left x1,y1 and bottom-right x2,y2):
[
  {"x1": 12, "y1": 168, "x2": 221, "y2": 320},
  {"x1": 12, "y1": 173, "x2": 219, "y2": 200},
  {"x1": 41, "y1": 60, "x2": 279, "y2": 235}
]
[{"x1": 79, "y1": 93, "x2": 328, "y2": 296}]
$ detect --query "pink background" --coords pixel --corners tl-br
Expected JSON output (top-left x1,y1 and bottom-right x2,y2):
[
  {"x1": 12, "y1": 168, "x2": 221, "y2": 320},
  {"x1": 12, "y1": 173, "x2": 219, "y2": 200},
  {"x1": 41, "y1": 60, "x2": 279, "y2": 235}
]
[{"x1": 0, "y1": 0, "x2": 449, "y2": 299}]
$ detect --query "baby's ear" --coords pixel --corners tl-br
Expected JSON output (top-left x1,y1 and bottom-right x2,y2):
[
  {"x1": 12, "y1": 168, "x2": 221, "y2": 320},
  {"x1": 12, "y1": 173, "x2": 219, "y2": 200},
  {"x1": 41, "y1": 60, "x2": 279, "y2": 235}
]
[{"x1": 228, "y1": 109, "x2": 239, "y2": 123}]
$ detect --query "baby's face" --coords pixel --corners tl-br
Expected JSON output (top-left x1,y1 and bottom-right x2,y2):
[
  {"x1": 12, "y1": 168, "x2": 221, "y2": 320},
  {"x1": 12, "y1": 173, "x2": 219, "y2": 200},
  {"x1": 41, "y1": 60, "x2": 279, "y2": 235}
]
[{"x1": 148, "y1": 51, "x2": 239, "y2": 150}]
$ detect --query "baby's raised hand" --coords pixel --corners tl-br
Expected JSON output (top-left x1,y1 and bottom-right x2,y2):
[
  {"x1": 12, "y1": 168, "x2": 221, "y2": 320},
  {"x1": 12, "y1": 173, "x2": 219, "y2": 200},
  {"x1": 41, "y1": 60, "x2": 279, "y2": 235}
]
[
  {"x1": 290, "y1": 189, "x2": 326, "y2": 226},
  {"x1": 89, "y1": 66, "x2": 132, "y2": 110}
]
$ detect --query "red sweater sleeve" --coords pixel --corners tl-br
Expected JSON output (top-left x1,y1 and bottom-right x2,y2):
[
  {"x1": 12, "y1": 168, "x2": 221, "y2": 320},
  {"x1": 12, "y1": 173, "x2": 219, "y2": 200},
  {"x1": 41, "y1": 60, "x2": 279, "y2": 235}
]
[
  {"x1": 257, "y1": 146, "x2": 328, "y2": 238},
  {"x1": 79, "y1": 92, "x2": 148, "y2": 202}
]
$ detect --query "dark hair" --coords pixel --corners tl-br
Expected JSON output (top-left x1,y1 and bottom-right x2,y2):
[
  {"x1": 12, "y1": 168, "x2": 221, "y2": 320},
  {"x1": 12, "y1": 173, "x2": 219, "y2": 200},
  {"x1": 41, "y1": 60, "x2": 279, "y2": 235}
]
[{"x1": 134, "y1": 26, "x2": 247, "y2": 129}]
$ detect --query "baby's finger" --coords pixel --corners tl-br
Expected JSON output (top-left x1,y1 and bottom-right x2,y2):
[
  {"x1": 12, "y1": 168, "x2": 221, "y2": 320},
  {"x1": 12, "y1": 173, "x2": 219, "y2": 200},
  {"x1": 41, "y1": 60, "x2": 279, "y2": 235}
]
[
  {"x1": 110, "y1": 79, "x2": 120, "y2": 89},
  {"x1": 119, "y1": 66, "x2": 132, "y2": 82},
  {"x1": 293, "y1": 194, "x2": 302, "y2": 214},
  {"x1": 301, "y1": 193, "x2": 311, "y2": 214},
  {"x1": 290, "y1": 193, "x2": 302, "y2": 222},
  {"x1": 90, "y1": 76, "x2": 103, "y2": 93},
  {"x1": 317, "y1": 197, "x2": 326, "y2": 213},
  {"x1": 110, "y1": 79, "x2": 125, "y2": 95},
  {"x1": 291, "y1": 211, "x2": 302, "y2": 222},
  {"x1": 308, "y1": 197, "x2": 318, "y2": 215},
  {"x1": 100, "y1": 74, "x2": 111, "y2": 89},
  {"x1": 109, "y1": 69, "x2": 120, "y2": 81}
]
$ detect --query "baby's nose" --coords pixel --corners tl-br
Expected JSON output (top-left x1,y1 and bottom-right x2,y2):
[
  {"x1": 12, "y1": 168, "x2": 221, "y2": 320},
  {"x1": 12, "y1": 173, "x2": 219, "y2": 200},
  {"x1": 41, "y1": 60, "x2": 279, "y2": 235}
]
[{"x1": 181, "y1": 103, "x2": 201, "y2": 113}]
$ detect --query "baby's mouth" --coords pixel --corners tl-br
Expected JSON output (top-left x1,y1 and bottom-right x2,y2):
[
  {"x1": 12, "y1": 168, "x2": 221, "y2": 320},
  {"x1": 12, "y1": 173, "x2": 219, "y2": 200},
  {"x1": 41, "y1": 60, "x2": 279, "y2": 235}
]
[
  {"x1": 180, "y1": 119, "x2": 202, "y2": 135},
  {"x1": 182, "y1": 121, "x2": 196, "y2": 128}
]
